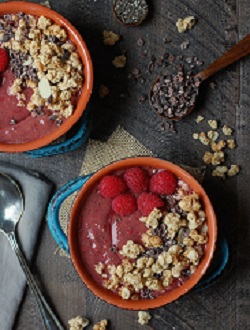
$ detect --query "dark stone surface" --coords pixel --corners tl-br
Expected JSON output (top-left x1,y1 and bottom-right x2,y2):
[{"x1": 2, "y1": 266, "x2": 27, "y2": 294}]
[{"x1": 0, "y1": 0, "x2": 249, "y2": 329}]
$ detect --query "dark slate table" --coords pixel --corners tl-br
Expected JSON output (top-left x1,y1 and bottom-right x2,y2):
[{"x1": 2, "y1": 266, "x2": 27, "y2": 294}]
[{"x1": 1, "y1": 0, "x2": 249, "y2": 329}]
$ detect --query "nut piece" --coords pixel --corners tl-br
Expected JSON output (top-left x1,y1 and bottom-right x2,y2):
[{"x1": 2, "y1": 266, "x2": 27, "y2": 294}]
[
  {"x1": 222, "y1": 125, "x2": 233, "y2": 136},
  {"x1": 99, "y1": 84, "x2": 109, "y2": 98},
  {"x1": 38, "y1": 76, "x2": 52, "y2": 99},
  {"x1": 176, "y1": 16, "x2": 196, "y2": 33},
  {"x1": 208, "y1": 120, "x2": 218, "y2": 130},
  {"x1": 103, "y1": 30, "x2": 120, "y2": 45},
  {"x1": 68, "y1": 316, "x2": 89, "y2": 330},
  {"x1": 112, "y1": 55, "x2": 127, "y2": 68},
  {"x1": 93, "y1": 319, "x2": 108, "y2": 330},
  {"x1": 138, "y1": 311, "x2": 151, "y2": 325}
]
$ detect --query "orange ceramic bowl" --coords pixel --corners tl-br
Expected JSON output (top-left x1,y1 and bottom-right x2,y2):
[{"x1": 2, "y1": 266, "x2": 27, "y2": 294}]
[
  {"x1": 0, "y1": 2, "x2": 93, "y2": 152},
  {"x1": 69, "y1": 157, "x2": 217, "y2": 310}
]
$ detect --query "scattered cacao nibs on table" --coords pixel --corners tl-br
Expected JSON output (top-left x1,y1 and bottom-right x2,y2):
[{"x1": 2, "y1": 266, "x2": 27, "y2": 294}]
[
  {"x1": 149, "y1": 65, "x2": 201, "y2": 120},
  {"x1": 113, "y1": 0, "x2": 149, "y2": 26},
  {"x1": 138, "y1": 94, "x2": 147, "y2": 103}
]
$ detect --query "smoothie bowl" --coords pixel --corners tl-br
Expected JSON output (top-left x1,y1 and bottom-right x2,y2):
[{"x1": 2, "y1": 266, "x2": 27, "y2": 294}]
[
  {"x1": 0, "y1": 2, "x2": 93, "y2": 152},
  {"x1": 69, "y1": 157, "x2": 217, "y2": 309}
]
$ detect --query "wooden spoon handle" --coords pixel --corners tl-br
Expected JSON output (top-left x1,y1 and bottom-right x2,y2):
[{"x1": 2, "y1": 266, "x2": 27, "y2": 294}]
[{"x1": 196, "y1": 34, "x2": 250, "y2": 81}]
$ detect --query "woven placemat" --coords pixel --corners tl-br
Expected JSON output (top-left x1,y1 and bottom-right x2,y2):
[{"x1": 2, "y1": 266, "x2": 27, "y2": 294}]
[{"x1": 55, "y1": 126, "x2": 205, "y2": 256}]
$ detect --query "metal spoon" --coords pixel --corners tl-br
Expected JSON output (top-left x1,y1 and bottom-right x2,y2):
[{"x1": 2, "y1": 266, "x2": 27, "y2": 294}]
[
  {"x1": 0, "y1": 173, "x2": 65, "y2": 330},
  {"x1": 149, "y1": 33, "x2": 250, "y2": 120}
]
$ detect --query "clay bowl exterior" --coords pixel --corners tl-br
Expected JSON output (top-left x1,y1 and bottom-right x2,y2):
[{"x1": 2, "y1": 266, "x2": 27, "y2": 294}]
[
  {"x1": 68, "y1": 157, "x2": 217, "y2": 310},
  {"x1": 0, "y1": 1, "x2": 93, "y2": 152}
]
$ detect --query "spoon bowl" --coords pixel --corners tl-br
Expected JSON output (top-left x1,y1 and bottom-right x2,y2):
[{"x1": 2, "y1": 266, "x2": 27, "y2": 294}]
[
  {"x1": 0, "y1": 173, "x2": 23, "y2": 234},
  {"x1": 0, "y1": 173, "x2": 65, "y2": 330},
  {"x1": 149, "y1": 33, "x2": 250, "y2": 120}
]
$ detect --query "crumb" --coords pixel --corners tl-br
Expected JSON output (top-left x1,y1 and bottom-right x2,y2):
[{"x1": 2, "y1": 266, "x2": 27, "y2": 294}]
[
  {"x1": 138, "y1": 311, "x2": 151, "y2": 325},
  {"x1": 208, "y1": 120, "x2": 218, "y2": 130},
  {"x1": 176, "y1": 16, "x2": 196, "y2": 33},
  {"x1": 112, "y1": 55, "x2": 127, "y2": 68},
  {"x1": 195, "y1": 115, "x2": 204, "y2": 123},
  {"x1": 222, "y1": 125, "x2": 233, "y2": 136},
  {"x1": 228, "y1": 165, "x2": 240, "y2": 176},
  {"x1": 68, "y1": 316, "x2": 89, "y2": 330},
  {"x1": 193, "y1": 133, "x2": 199, "y2": 140},
  {"x1": 103, "y1": 30, "x2": 120, "y2": 46},
  {"x1": 99, "y1": 85, "x2": 109, "y2": 98},
  {"x1": 93, "y1": 320, "x2": 108, "y2": 330}
]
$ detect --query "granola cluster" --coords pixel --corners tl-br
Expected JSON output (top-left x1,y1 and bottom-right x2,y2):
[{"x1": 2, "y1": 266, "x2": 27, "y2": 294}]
[
  {"x1": 0, "y1": 13, "x2": 83, "y2": 122},
  {"x1": 193, "y1": 117, "x2": 240, "y2": 178},
  {"x1": 95, "y1": 189, "x2": 208, "y2": 300},
  {"x1": 176, "y1": 16, "x2": 196, "y2": 33},
  {"x1": 68, "y1": 315, "x2": 89, "y2": 330}
]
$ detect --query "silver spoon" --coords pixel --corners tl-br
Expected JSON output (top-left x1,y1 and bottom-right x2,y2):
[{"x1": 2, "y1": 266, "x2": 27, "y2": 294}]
[{"x1": 0, "y1": 173, "x2": 65, "y2": 330}]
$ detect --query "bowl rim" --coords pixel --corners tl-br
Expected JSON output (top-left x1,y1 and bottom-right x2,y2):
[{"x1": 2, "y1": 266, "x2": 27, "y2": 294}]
[
  {"x1": 68, "y1": 157, "x2": 218, "y2": 310},
  {"x1": 0, "y1": 1, "x2": 93, "y2": 152}
]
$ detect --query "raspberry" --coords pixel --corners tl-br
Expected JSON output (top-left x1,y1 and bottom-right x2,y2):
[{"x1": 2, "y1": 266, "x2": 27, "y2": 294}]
[
  {"x1": 124, "y1": 167, "x2": 149, "y2": 194},
  {"x1": 99, "y1": 175, "x2": 127, "y2": 199},
  {"x1": 150, "y1": 170, "x2": 177, "y2": 195},
  {"x1": 0, "y1": 49, "x2": 9, "y2": 72},
  {"x1": 137, "y1": 192, "x2": 164, "y2": 216},
  {"x1": 112, "y1": 193, "x2": 137, "y2": 216}
]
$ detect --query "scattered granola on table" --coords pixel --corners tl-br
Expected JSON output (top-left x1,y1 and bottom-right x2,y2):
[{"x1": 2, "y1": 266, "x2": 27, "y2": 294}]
[
  {"x1": 138, "y1": 311, "x2": 151, "y2": 325},
  {"x1": 192, "y1": 117, "x2": 240, "y2": 178},
  {"x1": 68, "y1": 316, "x2": 89, "y2": 330}
]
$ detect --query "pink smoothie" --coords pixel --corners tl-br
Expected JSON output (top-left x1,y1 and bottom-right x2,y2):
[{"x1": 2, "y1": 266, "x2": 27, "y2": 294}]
[{"x1": 0, "y1": 67, "x2": 63, "y2": 144}]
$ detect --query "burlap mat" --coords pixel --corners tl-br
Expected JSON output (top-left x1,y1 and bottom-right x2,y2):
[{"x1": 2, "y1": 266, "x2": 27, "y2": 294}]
[{"x1": 56, "y1": 126, "x2": 205, "y2": 256}]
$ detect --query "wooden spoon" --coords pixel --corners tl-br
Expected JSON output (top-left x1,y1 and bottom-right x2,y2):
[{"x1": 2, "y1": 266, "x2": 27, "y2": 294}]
[{"x1": 150, "y1": 34, "x2": 250, "y2": 121}]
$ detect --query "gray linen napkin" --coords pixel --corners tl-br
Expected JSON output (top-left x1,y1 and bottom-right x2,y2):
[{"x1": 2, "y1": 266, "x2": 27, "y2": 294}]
[{"x1": 0, "y1": 161, "x2": 53, "y2": 330}]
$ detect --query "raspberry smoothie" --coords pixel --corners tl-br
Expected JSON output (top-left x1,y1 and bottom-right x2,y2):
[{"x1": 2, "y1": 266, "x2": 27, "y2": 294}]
[
  {"x1": 77, "y1": 167, "x2": 208, "y2": 300},
  {"x1": 0, "y1": 13, "x2": 83, "y2": 144}
]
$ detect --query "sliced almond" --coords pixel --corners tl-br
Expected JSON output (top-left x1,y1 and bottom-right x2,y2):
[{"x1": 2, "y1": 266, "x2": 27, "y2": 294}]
[
  {"x1": 23, "y1": 56, "x2": 33, "y2": 66},
  {"x1": 38, "y1": 76, "x2": 51, "y2": 99}
]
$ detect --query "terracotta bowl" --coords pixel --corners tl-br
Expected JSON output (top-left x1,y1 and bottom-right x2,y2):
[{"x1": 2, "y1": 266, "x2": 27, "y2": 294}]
[
  {"x1": 0, "y1": 1, "x2": 93, "y2": 152},
  {"x1": 69, "y1": 157, "x2": 217, "y2": 310}
]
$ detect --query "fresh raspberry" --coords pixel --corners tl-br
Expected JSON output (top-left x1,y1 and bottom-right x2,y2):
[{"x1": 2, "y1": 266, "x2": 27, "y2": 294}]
[
  {"x1": 99, "y1": 175, "x2": 127, "y2": 199},
  {"x1": 124, "y1": 167, "x2": 149, "y2": 194},
  {"x1": 150, "y1": 170, "x2": 177, "y2": 195},
  {"x1": 137, "y1": 192, "x2": 164, "y2": 216},
  {"x1": 112, "y1": 193, "x2": 137, "y2": 216},
  {"x1": 0, "y1": 49, "x2": 9, "y2": 72}
]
